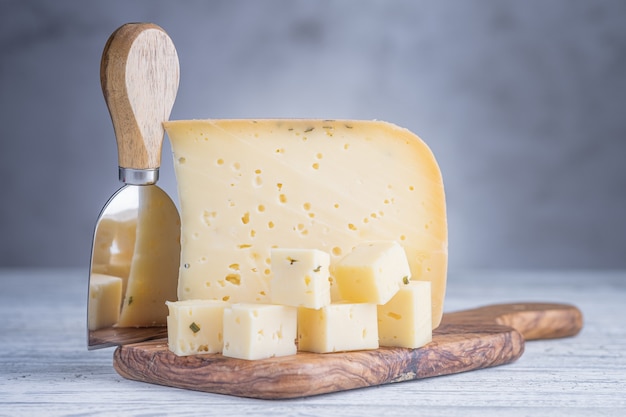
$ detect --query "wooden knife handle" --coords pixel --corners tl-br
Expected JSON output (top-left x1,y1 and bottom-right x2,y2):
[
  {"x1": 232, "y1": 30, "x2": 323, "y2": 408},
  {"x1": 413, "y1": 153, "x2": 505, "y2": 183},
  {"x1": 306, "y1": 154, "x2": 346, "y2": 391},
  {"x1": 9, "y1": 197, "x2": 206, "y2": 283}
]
[
  {"x1": 440, "y1": 302, "x2": 583, "y2": 340},
  {"x1": 100, "y1": 23, "x2": 179, "y2": 170}
]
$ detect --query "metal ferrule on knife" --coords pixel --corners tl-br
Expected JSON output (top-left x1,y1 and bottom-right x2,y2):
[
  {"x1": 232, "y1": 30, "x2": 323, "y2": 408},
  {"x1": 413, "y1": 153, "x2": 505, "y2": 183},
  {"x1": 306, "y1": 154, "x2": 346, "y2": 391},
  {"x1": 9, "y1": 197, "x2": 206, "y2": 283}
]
[{"x1": 119, "y1": 167, "x2": 159, "y2": 185}]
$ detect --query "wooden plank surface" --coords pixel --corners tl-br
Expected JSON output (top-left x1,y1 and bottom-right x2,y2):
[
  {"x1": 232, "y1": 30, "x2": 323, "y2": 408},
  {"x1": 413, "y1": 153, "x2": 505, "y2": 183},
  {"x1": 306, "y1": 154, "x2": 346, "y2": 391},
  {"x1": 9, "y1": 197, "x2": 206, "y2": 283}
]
[
  {"x1": 112, "y1": 303, "x2": 581, "y2": 399},
  {"x1": 1, "y1": 268, "x2": 625, "y2": 416}
]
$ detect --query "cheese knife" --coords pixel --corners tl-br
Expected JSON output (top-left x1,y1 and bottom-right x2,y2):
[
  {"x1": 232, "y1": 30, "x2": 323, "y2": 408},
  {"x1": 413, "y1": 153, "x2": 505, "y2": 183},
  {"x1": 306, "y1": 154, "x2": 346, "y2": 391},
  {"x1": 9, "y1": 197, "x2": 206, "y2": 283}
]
[{"x1": 87, "y1": 23, "x2": 180, "y2": 349}]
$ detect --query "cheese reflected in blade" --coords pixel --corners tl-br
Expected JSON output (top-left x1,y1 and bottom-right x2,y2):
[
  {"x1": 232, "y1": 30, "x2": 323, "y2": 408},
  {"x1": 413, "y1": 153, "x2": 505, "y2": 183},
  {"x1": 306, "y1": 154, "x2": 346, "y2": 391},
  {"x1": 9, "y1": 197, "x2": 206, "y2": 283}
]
[
  {"x1": 88, "y1": 274, "x2": 122, "y2": 331},
  {"x1": 164, "y1": 119, "x2": 447, "y2": 328},
  {"x1": 117, "y1": 185, "x2": 180, "y2": 327}
]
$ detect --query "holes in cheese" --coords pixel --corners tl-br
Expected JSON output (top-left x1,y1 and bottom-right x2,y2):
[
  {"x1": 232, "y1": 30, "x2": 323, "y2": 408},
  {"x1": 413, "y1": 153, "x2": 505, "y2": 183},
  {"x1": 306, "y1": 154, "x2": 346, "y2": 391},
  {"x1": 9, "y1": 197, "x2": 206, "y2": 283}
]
[
  {"x1": 164, "y1": 119, "x2": 447, "y2": 328},
  {"x1": 297, "y1": 303, "x2": 379, "y2": 353},
  {"x1": 269, "y1": 248, "x2": 331, "y2": 309},
  {"x1": 377, "y1": 281, "x2": 433, "y2": 349},
  {"x1": 222, "y1": 303, "x2": 297, "y2": 360},
  {"x1": 166, "y1": 299, "x2": 229, "y2": 356},
  {"x1": 334, "y1": 241, "x2": 411, "y2": 305}
]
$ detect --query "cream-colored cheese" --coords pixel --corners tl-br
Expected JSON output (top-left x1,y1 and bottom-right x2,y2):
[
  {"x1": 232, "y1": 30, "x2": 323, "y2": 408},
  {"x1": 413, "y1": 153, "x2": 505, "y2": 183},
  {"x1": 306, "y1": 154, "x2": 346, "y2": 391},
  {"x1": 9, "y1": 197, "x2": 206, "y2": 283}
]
[
  {"x1": 91, "y1": 212, "x2": 136, "y2": 295},
  {"x1": 165, "y1": 119, "x2": 447, "y2": 328},
  {"x1": 88, "y1": 274, "x2": 123, "y2": 331},
  {"x1": 297, "y1": 302, "x2": 378, "y2": 353},
  {"x1": 378, "y1": 281, "x2": 432, "y2": 348},
  {"x1": 334, "y1": 241, "x2": 411, "y2": 305},
  {"x1": 91, "y1": 217, "x2": 117, "y2": 266},
  {"x1": 166, "y1": 299, "x2": 229, "y2": 356},
  {"x1": 222, "y1": 303, "x2": 297, "y2": 360},
  {"x1": 117, "y1": 186, "x2": 180, "y2": 327},
  {"x1": 270, "y1": 248, "x2": 331, "y2": 309}
]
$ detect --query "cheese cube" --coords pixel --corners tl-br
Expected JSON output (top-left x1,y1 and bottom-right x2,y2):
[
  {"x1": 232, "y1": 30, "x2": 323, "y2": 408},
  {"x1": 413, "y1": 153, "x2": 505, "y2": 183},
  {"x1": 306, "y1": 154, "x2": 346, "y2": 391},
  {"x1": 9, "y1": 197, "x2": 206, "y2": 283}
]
[
  {"x1": 335, "y1": 241, "x2": 411, "y2": 305},
  {"x1": 88, "y1": 274, "x2": 122, "y2": 331},
  {"x1": 165, "y1": 119, "x2": 448, "y2": 328},
  {"x1": 166, "y1": 299, "x2": 229, "y2": 356},
  {"x1": 222, "y1": 303, "x2": 297, "y2": 360},
  {"x1": 270, "y1": 248, "x2": 331, "y2": 309},
  {"x1": 298, "y1": 303, "x2": 379, "y2": 353},
  {"x1": 377, "y1": 281, "x2": 432, "y2": 349}
]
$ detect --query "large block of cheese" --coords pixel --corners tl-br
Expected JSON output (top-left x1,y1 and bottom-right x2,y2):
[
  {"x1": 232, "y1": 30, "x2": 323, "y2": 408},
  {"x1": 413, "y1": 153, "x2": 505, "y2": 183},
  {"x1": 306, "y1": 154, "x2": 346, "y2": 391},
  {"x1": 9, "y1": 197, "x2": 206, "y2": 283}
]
[
  {"x1": 334, "y1": 241, "x2": 411, "y2": 305},
  {"x1": 297, "y1": 302, "x2": 378, "y2": 353},
  {"x1": 378, "y1": 281, "x2": 432, "y2": 348},
  {"x1": 165, "y1": 119, "x2": 447, "y2": 328},
  {"x1": 166, "y1": 299, "x2": 229, "y2": 356},
  {"x1": 88, "y1": 274, "x2": 123, "y2": 331},
  {"x1": 270, "y1": 248, "x2": 331, "y2": 309},
  {"x1": 117, "y1": 186, "x2": 180, "y2": 327},
  {"x1": 222, "y1": 303, "x2": 297, "y2": 360}
]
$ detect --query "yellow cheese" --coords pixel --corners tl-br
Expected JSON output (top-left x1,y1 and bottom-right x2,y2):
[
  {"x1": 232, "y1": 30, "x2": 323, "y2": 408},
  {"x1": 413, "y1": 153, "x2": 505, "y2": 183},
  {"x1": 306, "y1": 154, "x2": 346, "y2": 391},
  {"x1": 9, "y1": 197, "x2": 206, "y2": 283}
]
[
  {"x1": 222, "y1": 303, "x2": 297, "y2": 360},
  {"x1": 378, "y1": 281, "x2": 432, "y2": 348},
  {"x1": 297, "y1": 302, "x2": 378, "y2": 353},
  {"x1": 88, "y1": 274, "x2": 122, "y2": 331},
  {"x1": 109, "y1": 215, "x2": 137, "y2": 265},
  {"x1": 91, "y1": 210, "x2": 136, "y2": 297},
  {"x1": 165, "y1": 119, "x2": 447, "y2": 328},
  {"x1": 91, "y1": 217, "x2": 116, "y2": 265},
  {"x1": 270, "y1": 248, "x2": 331, "y2": 309},
  {"x1": 117, "y1": 186, "x2": 180, "y2": 327},
  {"x1": 334, "y1": 241, "x2": 411, "y2": 305},
  {"x1": 166, "y1": 299, "x2": 229, "y2": 356}
]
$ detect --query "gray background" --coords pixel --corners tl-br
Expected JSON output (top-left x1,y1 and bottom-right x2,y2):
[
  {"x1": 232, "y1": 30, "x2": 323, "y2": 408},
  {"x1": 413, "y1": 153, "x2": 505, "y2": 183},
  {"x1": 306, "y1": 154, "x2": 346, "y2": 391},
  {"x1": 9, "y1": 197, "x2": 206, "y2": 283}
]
[{"x1": 1, "y1": 0, "x2": 625, "y2": 273}]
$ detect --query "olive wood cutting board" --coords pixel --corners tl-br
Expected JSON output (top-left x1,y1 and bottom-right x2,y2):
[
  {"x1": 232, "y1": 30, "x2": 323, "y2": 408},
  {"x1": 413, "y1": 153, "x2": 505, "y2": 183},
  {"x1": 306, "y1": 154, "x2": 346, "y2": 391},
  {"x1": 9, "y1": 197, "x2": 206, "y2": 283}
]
[{"x1": 113, "y1": 302, "x2": 582, "y2": 399}]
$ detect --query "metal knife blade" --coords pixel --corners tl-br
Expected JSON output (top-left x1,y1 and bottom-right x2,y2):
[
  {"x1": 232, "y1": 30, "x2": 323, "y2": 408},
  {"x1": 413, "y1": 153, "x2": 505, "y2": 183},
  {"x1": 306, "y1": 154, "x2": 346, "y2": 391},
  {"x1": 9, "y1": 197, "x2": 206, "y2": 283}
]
[{"x1": 87, "y1": 23, "x2": 180, "y2": 350}]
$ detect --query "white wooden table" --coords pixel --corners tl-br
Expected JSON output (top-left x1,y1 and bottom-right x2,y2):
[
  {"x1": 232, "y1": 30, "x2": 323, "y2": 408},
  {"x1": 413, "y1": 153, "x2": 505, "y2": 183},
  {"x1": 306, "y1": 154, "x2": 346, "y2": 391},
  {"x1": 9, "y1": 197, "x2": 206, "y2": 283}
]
[{"x1": 1, "y1": 268, "x2": 625, "y2": 416}]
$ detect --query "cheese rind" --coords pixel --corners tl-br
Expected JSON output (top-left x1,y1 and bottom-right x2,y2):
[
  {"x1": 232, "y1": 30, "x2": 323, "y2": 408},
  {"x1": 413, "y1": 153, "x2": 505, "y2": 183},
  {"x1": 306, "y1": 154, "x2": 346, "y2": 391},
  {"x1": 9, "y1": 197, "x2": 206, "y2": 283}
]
[
  {"x1": 270, "y1": 248, "x2": 331, "y2": 309},
  {"x1": 88, "y1": 274, "x2": 123, "y2": 331},
  {"x1": 297, "y1": 303, "x2": 379, "y2": 353},
  {"x1": 165, "y1": 119, "x2": 447, "y2": 328},
  {"x1": 222, "y1": 303, "x2": 297, "y2": 360},
  {"x1": 166, "y1": 299, "x2": 229, "y2": 356},
  {"x1": 377, "y1": 281, "x2": 432, "y2": 348},
  {"x1": 334, "y1": 241, "x2": 411, "y2": 305}
]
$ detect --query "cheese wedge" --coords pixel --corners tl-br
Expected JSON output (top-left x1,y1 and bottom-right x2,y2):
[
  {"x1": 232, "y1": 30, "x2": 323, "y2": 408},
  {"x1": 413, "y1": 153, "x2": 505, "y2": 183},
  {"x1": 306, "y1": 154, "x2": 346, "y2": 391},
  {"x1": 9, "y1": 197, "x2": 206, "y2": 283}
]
[{"x1": 165, "y1": 119, "x2": 447, "y2": 328}]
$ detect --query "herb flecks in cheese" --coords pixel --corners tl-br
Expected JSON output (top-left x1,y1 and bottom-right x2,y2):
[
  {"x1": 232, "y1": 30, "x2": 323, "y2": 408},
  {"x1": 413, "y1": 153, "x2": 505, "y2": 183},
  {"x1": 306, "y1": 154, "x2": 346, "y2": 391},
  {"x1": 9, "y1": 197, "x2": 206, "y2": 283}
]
[
  {"x1": 165, "y1": 119, "x2": 447, "y2": 328},
  {"x1": 166, "y1": 300, "x2": 229, "y2": 356},
  {"x1": 335, "y1": 241, "x2": 412, "y2": 305},
  {"x1": 270, "y1": 248, "x2": 331, "y2": 309}
]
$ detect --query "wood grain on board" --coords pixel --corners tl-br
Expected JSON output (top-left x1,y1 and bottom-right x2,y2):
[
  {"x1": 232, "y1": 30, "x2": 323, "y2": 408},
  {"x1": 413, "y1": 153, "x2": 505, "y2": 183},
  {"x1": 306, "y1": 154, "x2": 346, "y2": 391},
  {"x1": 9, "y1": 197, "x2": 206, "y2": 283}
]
[{"x1": 113, "y1": 302, "x2": 582, "y2": 399}]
